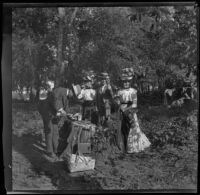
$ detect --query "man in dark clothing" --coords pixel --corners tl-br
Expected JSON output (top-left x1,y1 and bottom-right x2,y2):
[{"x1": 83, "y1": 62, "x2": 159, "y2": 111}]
[
  {"x1": 38, "y1": 80, "x2": 73, "y2": 158},
  {"x1": 96, "y1": 72, "x2": 114, "y2": 126},
  {"x1": 52, "y1": 87, "x2": 71, "y2": 116},
  {"x1": 37, "y1": 80, "x2": 58, "y2": 158}
]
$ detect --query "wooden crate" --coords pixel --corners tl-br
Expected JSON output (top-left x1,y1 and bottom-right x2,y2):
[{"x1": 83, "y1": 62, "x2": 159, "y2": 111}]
[{"x1": 71, "y1": 120, "x2": 96, "y2": 154}]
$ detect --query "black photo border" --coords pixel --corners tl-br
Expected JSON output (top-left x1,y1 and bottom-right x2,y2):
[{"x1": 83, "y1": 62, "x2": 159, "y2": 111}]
[{"x1": 2, "y1": 1, "x2": 199, "y2": 194}]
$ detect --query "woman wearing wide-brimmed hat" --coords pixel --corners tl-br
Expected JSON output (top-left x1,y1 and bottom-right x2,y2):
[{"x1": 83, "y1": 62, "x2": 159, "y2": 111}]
[{"x1": 115, "y1": 68, "x2": 151, "y2": 153}]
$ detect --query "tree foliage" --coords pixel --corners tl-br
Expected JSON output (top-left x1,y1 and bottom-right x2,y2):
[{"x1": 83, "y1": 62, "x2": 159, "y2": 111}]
[{"x1": 12, "y1": 6, "x2": 197, "y2": 96}]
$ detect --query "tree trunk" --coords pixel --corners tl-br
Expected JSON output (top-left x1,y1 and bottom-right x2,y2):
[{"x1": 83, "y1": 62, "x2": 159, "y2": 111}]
[
  {"x1": 57, "y1": 7, "x2": 65, "y2": 84},
  {"x1": 29, "y1": 86, "x2": 39, "y2": 103},
  {"x1": 29, "y1": 86, "x2": 34, "y2": 103},
  {"x1": 67, "y1": 8, "x2": 78, "y2": 79},
  {"x1": 36, "y1": 88, "x2": 40, "y2": 102}
]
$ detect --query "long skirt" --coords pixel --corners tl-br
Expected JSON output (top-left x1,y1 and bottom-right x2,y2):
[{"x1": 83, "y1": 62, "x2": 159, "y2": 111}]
[{"x1": 121, "y1": 108, "x2": 151, "y2": 153}]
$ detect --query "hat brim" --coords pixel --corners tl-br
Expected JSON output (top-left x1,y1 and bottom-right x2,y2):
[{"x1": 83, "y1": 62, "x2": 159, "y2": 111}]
[
  {"x1": 83, "y1": 76, "x2": 93, "y2": 81},
  {"x1": 98, "y1": 75, "x2": 110, "y2": 79},
  {"x1": 100, "y1": 73, "x2": 109, "y2": 78},
  {"x1": 121, "y1": 76, "x2": 133, "y2": 81},
  {"x1": 101, "y1": 76, "x2": 110, "y2": 79}
]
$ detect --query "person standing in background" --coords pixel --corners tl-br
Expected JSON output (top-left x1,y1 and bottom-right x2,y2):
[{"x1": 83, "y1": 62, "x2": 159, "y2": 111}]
[{"x1": 96, "y1": 72, "x2": 114, "y2": 126}]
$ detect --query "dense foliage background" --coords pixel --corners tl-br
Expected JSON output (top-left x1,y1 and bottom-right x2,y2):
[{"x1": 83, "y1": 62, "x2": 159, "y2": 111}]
[
  {"x1": 12, "y1": 6, "x2": 197, "y2": 98},
  {"x1": 11, "y1": 6, "x2": 198, "y2": 190}
]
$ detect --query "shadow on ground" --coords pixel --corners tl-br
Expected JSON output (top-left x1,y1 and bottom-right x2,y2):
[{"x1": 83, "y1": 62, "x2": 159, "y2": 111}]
[{"x1": 12, "y1": 132, "x2": 102, "y2": 191}]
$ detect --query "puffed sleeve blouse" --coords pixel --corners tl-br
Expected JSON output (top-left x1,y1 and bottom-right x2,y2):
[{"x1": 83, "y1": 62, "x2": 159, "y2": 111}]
[
  {"x1": 77, "y1": 89, "x2": 96, "y2": 101},
  {"x1": 117, "y1": 88, "x2": 137, "y2": 110}
]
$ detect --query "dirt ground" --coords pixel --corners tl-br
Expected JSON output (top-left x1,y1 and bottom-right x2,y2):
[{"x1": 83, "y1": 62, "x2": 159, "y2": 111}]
[{"x1": 12, "y1": 103, "x2": 197, "y2": 192}]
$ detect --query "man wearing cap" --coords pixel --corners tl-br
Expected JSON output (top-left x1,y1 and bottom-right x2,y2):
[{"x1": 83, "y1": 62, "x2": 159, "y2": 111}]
[
  {"x1": 115, "y1": 68, "x2": 151, "y2": 153},
  {"x1": 96, "y1": 72, "x2": 114, "y2": 126}
]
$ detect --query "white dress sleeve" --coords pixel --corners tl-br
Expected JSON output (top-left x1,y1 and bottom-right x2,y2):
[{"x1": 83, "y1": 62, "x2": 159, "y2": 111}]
[
  {"x1": 78, "y1": 89, "x2": 96, "y2": 101},
  {"x1": 131, "y1": 88, "x2": 137, "y2": 108},
  {"x1": 77, "y1": 89, "x2": 84, "y2": 99},
  {"x1": 117, "y1": 90, "x2": 123, "y2": 102},
  {"x1": 91, "y1": 89, "x2": 96, "y2": 99}
]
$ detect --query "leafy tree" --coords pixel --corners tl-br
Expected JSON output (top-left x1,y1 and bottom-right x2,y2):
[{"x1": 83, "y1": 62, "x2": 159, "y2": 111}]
[{"x1": 12, "y1": 6, "x2": 197, "y2": 103}]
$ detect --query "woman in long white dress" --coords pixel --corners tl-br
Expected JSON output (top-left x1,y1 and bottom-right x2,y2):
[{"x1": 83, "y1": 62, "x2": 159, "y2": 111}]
[{"x1": 116, "y1": 71, "x2": 151, "y2": 153}]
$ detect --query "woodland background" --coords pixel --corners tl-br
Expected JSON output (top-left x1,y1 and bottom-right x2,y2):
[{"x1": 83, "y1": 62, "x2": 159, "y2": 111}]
[
  {"x1": 12, "y1": 6, "x2": 197, "y2": 102},
  {"x1": 12, "y1": 6, "x2": 198, "y2": 191}
]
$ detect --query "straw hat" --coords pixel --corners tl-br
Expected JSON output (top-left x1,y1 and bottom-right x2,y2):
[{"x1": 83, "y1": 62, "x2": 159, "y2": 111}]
[
  {"x1": 122, "y1": 67, "x2": 134, "y2": 76},
  {"x1": 82, "y1": 69, "x2": 95, "y2": 82},
  {"x1": 120, "y1": 68, "x2": 134, "y2": 81},
  {"x1": 120, "y1": 74, "x2": 133, "y2": 81},
  {"x1": 88, "y1": 70, "x2": 96, "y2": 78}
]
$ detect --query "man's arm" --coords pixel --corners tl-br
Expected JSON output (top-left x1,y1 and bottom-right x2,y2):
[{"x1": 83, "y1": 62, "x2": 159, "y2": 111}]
[
  {"x1": 47, "y1": 92, "x2": 57, "y2": 116},
  {"x1": 77, "y1": 89, "x2": 84, "y2": 99},
  {"x1": 52, "y1": 88, "x2": 67, "y2": 116}
]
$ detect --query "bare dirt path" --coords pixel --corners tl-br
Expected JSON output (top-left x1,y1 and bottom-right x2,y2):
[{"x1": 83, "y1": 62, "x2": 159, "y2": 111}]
[{"x1": 12, "y1": 103, "x2": 197, "y2": 191}]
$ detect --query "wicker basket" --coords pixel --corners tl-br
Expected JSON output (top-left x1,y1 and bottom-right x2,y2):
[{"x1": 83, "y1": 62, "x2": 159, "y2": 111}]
[{"x1": 65, "y1": 154, "x2": 95, "y2": 173}]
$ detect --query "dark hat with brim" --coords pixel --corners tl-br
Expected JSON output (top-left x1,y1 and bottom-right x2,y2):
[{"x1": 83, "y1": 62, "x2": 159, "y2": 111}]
[
  {"x1": 120, "y1": 75, "x2": 133, "y2": 81},
  {"x1": 99, "y1": 72, "x2": 110, "y2": 79},
  {"x1": 88, "y1": 70, "x2": 96, "y2": 78},
  {"x1": 83, "y1": 75, "x2": 92, "y2": 81}
]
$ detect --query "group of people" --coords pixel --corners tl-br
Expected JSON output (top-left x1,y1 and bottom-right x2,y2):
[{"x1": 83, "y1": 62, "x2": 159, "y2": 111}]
[{"x1": 38, "y1": 67, "x2": 151, "y2": 160}]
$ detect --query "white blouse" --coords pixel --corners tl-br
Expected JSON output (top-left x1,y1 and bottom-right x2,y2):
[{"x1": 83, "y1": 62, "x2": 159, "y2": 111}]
[
  {"x1": 117, "y1": 88, "x2": 137, "y2": 109},
  {"x1": 77, "y1": 89, "x2": 96, "y2": 101}
]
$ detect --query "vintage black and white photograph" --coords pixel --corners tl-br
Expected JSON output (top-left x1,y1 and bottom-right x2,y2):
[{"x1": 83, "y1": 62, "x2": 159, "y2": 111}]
[{"x1": 9, "y1": 3, "x2": 198, "y2": 192}]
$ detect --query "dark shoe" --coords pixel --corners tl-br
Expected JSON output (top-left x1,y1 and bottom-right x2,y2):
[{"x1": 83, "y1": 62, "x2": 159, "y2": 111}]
[
  {"x1": 54, "y1": 153, "x2": 64, "y2": 162},
  {"x1": 54, "y1": 156, "x2": 64, "y2": 162}
]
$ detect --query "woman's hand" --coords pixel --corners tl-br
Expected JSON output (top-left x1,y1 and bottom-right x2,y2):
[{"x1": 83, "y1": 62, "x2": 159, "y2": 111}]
[
  {"x1": 107, "y1": 84, "x2": 112, "y2": 90},
  {"x1": 56, "y1": 112, "x2": 61, "y2": 117},
  {"x1": 56, "y1": 108, "x2": 67, "y2": 116},
  {"x1": 114, "y1": 98, "x2": 121, "y2": 105},
  {"x1": 122, "y1": 106, "x2": 133, "y2": 113}
]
